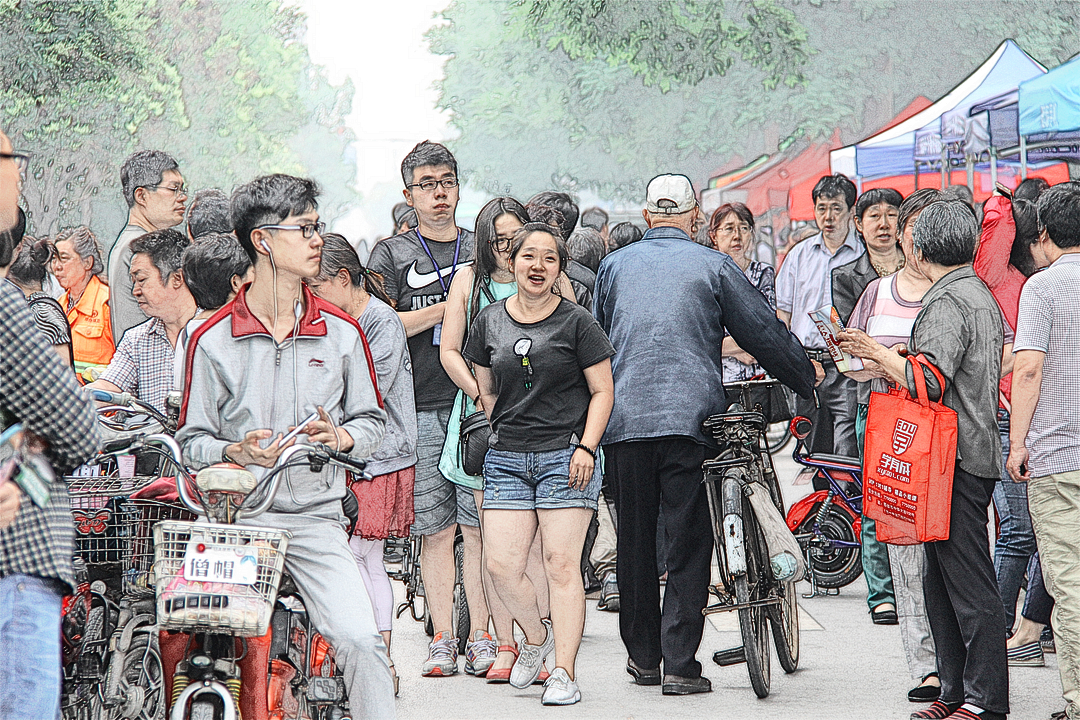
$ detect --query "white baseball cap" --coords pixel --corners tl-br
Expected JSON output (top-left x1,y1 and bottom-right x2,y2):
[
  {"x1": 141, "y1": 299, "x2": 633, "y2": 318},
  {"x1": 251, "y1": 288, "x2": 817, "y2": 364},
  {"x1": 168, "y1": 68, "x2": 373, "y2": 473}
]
[{"x1": 646, "y1": 174, "x2": 697, "y2": 214}]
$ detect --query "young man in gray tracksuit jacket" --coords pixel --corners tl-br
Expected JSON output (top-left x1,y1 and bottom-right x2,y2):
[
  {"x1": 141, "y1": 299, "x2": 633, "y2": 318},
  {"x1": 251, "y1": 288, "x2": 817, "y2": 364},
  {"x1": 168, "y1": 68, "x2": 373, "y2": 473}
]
[{"x1": 177, "y1": 174, "x2": 396, "y2": 719}]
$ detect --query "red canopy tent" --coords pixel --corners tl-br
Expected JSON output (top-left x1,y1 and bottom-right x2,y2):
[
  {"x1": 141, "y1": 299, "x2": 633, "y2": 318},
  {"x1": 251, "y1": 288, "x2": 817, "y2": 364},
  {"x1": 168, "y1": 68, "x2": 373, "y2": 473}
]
[{"x1": 703, "y1": 98, "x2": 935, "y2": 227}]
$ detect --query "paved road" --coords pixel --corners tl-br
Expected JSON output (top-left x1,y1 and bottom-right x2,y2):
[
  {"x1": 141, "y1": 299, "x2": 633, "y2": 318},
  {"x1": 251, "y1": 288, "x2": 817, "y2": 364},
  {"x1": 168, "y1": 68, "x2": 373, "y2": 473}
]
[{"x1": 390, "y1": 445, "x2": 1062, "y2": 720}]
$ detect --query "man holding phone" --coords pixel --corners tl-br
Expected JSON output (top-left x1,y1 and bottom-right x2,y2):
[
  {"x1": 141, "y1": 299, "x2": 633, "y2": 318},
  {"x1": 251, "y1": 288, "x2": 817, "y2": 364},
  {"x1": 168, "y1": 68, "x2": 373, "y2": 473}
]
[{"x1": 178, "y1": 174, "x2": 396, "y2": 718}]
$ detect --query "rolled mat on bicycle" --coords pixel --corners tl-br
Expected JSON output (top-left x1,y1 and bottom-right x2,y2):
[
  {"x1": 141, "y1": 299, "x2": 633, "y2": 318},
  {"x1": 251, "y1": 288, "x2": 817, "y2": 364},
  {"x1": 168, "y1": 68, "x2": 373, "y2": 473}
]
[{"x1": 863, "y1": 354, "x2": 957, "y2": 545}]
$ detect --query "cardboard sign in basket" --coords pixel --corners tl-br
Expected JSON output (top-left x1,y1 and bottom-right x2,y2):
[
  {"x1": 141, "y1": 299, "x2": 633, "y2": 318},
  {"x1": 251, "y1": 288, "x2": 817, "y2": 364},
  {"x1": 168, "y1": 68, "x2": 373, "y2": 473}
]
[{"x1": 863, "y1": 355, "x2": 957, "y2": 545}]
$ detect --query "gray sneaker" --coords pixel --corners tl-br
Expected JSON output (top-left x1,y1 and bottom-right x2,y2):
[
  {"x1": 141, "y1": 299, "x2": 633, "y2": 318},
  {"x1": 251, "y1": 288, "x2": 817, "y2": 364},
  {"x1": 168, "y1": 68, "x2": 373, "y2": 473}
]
[
  {"x1": 421, "y1": 632, "x2": 459, "y2": 677},
  {"x1": 510, "y1": 618, "x2": 555, "y2": 688},
  {"x1": 597, "y1": 572, "x2": 620, "y2": 612},
  {"x1": 541, "y1": 668, "x2": 581, "y2": 706}
]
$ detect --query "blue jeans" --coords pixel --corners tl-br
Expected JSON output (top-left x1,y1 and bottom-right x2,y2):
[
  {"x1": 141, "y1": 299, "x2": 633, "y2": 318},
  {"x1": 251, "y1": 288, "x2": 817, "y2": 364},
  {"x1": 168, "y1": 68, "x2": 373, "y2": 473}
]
[
  {"x1": 0, "y1": 574, "x2": 64, "y2": 720},
  {"x1": 484, "y1": 446, "x2": 602, "y2": 511},
  {"x1": 992, "y1": 410, "x2": 1037, "y2": 632}
]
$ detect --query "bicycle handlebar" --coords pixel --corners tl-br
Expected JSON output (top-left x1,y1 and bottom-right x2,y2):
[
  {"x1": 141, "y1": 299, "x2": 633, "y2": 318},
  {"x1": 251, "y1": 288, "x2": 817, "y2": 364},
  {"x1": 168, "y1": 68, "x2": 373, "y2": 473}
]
[{"x1": 231, "y1": 443, "x2": 370, "y2": 521}]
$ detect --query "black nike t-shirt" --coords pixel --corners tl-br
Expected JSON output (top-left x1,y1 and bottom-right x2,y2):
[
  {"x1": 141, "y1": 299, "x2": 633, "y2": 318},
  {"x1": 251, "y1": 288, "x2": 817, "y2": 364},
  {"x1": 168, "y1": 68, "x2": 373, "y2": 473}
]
[
  {"x1": 367, "y1": 228, "x2": 475, "y2": 411},
  {"x1": 463, "y1": 298, "x2": 615, "y2": 452}
]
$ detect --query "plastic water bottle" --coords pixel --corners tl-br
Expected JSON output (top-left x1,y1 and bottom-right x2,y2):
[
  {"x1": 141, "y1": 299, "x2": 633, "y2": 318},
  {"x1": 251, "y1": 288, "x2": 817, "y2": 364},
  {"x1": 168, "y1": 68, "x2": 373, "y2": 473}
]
[{"x1": 770, "y1": 551, "x2": 798, "y2": 581}]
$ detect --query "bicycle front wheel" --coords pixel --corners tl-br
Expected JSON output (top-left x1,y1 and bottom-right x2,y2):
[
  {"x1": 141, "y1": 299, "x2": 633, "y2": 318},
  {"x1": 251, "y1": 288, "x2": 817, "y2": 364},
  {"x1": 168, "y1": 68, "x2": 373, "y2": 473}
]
[
  {"x1": 769, "y1": 579, "x2": 800, "y2": 673},
  {"x1": 723, "y1": 472, "x2": 771, "y2": 699}
]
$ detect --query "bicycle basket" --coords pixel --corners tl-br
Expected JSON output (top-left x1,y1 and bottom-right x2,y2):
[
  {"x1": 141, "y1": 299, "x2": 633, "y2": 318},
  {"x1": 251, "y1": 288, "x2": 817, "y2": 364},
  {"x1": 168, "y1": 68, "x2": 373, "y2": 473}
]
[
  {"x1": 153, "y1": 521, "x2": 291, "y2": 636},
  {"x1": 66, "y1": 476, "x2": 155, "y2": 568},
  {"x1": 124, "y1": 499, "x2": 197, "y2": 597}
]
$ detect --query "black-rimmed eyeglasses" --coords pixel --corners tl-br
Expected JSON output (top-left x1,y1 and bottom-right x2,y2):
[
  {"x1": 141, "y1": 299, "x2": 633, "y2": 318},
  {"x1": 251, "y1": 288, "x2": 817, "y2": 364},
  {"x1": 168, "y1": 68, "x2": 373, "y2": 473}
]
[
  {"x1": 406, "y1": 177, "x2": 459, "y2": 192},
  {"x1": 489, "y1": 237, "x2": 512, "y2": 253},
  {"x1": 256, "y1": 222, "x2": 326, "y2": 239}
]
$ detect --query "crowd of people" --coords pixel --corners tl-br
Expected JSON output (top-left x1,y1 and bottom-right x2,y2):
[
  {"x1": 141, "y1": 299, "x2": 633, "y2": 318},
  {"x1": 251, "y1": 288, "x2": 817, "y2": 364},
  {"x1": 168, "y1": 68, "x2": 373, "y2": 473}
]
[{"x1": 2, "y1": 121, "x2": 1080, "y2": 720}]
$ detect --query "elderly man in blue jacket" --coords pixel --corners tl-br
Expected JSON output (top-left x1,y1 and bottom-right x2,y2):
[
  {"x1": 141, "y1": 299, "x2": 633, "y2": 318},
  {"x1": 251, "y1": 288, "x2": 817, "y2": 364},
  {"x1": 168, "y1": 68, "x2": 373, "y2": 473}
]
[{"x1": 594, "y1": 174, "x2": 820, "y2": 695}]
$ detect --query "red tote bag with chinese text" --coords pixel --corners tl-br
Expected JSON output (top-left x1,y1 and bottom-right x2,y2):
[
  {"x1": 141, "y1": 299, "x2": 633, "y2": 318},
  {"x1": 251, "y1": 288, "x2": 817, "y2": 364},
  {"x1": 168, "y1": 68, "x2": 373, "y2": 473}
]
[{"x1": 863, "y1": 354, "x2": 958, "y2": 544}]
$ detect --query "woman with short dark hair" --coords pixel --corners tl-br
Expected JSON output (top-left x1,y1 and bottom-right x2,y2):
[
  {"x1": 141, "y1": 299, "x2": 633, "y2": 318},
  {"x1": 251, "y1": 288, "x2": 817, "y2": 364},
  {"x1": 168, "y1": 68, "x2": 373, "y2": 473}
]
[
  {"x1": 464, "y1": 223, "x2": 614, "y2": 706},
  {"x1": 707, "y1": 202, "x2": 775, "y2": 382},
  {"x1": 307, "y1": 232, "x2": 415, "y2": 696}
]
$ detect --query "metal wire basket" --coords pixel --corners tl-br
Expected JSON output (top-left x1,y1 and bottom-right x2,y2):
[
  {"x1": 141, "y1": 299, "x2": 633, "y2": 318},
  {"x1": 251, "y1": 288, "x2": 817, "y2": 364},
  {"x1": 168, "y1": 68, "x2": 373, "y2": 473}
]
[
  {"x1": 124, "y1": 499, "x2": 197, "y2": 597},
  {"x1": 66, "y1": 476, "x2": 154, "y2": 568},
  {"x1": 153, "y1": 521, "x2": 290, "y2": 636}
]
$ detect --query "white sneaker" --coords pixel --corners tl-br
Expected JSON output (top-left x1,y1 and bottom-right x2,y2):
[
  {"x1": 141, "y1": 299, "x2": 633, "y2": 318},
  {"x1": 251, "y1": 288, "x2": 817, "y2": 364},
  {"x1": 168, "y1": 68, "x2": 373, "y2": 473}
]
[
  {"x1": 541, "y1": 668, "x2": 581, "y2": 706},
  {"x1": 509, "y1": 618, "x2": 554, "y2": 688}
]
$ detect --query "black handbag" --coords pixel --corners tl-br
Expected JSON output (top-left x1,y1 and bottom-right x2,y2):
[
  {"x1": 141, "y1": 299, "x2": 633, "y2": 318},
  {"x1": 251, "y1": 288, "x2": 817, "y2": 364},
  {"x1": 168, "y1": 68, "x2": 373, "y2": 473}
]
[
  {"x1": 459, "y1": 409, "x2": 492, "y2": 477},
  {"x1": 458, "y1": 281, "x2": 497, "y2": 477}
]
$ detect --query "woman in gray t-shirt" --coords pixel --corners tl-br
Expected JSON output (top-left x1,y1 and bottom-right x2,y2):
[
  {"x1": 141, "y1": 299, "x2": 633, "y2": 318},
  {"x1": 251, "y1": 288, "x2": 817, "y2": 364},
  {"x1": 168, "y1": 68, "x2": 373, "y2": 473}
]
[
  {"x1": 463, "y1": 223, "x2": 614, "y2": 706},
  {"x1": 308, "y1": 233, "x2": 417, "y2": 695}
]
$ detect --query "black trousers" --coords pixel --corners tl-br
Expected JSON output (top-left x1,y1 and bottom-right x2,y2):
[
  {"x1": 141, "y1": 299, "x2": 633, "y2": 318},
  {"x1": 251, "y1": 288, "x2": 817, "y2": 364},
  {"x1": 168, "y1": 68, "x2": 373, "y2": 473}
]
[
  {"x1": 924, "y1": 464, "x2": 1009, "y2": 714},
  {"x1": 608, "y1": 438, "x2": 711, "y2": 678}
]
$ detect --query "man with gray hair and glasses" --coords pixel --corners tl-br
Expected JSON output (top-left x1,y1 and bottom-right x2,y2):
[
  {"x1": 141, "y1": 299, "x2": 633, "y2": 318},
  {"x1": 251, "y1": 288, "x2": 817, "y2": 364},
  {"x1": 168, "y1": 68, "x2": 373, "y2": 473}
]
[
  {"x1": 108, "y1": 150, "x2": 187, "y2": 343},
  {"x1": 840, "y1": 200, "x2": 1009, "y2": 720}
]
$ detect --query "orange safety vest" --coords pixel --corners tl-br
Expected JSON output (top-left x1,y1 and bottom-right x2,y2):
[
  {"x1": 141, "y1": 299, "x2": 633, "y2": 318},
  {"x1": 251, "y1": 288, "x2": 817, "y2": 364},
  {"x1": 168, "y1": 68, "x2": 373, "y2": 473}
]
[{"x1": 62, "y1": 275, "x2": 116, "y2": 369}]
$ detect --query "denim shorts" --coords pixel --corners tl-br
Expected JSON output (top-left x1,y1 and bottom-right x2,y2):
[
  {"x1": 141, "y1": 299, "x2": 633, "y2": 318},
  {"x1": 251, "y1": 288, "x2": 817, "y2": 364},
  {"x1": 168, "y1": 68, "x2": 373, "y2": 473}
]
[{"x1": 483, "y1": 446, "x2": 602, "y2": 511}]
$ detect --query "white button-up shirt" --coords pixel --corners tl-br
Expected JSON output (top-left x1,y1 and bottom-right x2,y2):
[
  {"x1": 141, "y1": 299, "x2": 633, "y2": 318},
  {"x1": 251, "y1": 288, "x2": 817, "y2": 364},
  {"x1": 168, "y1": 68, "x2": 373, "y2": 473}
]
[{"x1": 776, "y1": 229, "x2": 864, "y2": 348}]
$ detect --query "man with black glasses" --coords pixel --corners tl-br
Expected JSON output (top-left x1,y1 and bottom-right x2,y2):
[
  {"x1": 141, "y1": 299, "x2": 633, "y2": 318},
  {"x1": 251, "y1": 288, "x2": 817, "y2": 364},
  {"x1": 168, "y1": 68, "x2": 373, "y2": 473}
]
[
  {"x1": 109, "y1": 150, "x2": 187, "y2": 343},
  {"x1": 179, "y1": 173, "x2": 393, "y2": 718},
  {"x1": 368, "y1": 141, "x2": 491, "y2": 678}
]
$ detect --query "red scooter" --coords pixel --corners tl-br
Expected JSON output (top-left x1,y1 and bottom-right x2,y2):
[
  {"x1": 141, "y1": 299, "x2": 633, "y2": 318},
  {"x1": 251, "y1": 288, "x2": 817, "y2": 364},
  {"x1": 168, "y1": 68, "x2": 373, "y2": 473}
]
[{"x1": 782, "y1": 417, "x2": 864, "y2": 597}]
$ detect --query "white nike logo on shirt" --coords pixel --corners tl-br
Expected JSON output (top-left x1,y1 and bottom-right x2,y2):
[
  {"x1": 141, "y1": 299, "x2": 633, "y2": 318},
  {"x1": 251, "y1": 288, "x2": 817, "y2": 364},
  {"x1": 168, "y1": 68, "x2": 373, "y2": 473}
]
[{"x1": 405, "y1": 260, "x2": 473, "y2": 289}]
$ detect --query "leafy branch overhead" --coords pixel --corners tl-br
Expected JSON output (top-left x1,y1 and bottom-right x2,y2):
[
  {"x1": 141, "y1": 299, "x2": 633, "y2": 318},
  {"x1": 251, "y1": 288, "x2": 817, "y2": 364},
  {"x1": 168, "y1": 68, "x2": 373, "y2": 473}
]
[
  {"x1": 523, "y1": 0, "x2": 809, "y2": 91},
  {"x1": 433, "y1": 0, "x2": 1079, "y2": 202},
  {"x1": 1, "y1": 0, "x2": 355, "y2": 238}
]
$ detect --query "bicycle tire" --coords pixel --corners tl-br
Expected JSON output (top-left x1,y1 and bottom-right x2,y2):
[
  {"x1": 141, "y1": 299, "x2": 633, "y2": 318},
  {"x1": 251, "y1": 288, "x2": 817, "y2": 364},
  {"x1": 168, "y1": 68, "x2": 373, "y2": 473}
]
[
  {"x1": 768, "y1": 579, "x2": 800, "y2": 673},
  {"x1": 795, "y1": 502, "x2": 862, "y2": 589},
  {"x1": 724, "y1": 473, "x2": 771, "y2": 699}
]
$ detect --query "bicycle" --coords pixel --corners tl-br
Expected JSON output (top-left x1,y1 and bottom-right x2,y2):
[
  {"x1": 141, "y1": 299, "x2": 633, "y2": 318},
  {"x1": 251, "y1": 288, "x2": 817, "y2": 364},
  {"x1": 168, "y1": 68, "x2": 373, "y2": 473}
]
[
  {"x1": 702, "y1": 378, "x2": 801, "y2": 699},
  {"x1": 388, "y1": 531, "x2": 471, "y2": 655},
  {"x1": 783, "y1": 416, "x2": 864, "y2": 597}
]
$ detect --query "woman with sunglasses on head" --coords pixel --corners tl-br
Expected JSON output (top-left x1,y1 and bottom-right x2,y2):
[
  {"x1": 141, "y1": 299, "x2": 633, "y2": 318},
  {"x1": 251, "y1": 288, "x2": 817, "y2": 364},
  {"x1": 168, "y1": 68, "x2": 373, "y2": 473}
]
[
  {"x1": 306, "y1": 233, "x2": 417, "y2": 696},
  {"x1": 462, "y1": 223, "x2": 614, "y2": 706}
]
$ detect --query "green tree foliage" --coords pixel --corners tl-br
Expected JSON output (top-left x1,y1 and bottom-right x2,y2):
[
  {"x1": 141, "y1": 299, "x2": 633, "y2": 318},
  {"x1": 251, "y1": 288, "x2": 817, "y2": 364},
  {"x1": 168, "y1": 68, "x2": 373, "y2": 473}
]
[
  {"x1": 1, "y1": 0, "x2": 355, "y2": 238},
  {"x1": 526, "y1": 0, "x2": 809, "y2": 91},
  {"x1": 432, "y1": 0, "x2": 1079, "y2": 201}
]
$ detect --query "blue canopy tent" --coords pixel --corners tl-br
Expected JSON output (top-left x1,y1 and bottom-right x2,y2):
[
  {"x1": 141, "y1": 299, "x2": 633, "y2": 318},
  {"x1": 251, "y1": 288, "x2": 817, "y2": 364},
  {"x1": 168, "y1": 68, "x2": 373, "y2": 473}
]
[{"x1": 832, "y1": 40, "x2": 1048, "y2": 189}]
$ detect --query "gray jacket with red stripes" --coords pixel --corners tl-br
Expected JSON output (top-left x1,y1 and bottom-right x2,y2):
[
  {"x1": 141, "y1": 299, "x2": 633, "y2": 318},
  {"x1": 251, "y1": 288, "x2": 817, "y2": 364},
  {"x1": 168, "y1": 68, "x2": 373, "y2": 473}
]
[{"x1": 177, "y1": 283, "x2": 386, "y2": 518}]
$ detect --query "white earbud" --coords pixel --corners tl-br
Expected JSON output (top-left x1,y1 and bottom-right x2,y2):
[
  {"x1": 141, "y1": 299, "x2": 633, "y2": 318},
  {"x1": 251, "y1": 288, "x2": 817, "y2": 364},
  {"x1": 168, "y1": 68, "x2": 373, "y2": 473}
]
[{"x1": 260, "y1": 239, "x2": 271, "y2": 253}]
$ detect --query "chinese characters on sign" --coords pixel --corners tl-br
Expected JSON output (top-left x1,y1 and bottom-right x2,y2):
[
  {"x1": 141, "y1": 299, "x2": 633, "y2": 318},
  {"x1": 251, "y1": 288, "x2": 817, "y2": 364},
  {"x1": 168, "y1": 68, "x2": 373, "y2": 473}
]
[{"x1": 182, "y1": 542, "x2": 259, "y2": 585}]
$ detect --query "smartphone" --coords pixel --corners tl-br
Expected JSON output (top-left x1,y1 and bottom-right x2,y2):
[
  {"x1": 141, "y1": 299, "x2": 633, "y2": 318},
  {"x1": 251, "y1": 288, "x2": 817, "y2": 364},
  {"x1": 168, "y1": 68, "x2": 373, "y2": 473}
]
[
  {"x1": 995, "y1": 182, "x2": 1013, "y2": 199},
  {"x1": 281, "y1": 411, "x2": 321, "y2": 445}
]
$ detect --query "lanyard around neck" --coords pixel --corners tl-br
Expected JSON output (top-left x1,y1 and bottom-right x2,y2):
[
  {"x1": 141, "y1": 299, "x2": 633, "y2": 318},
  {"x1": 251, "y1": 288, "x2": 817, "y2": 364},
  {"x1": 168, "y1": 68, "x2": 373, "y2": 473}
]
[{"x1": 415, "y1": 228, "x2": 462, "y2": 297}]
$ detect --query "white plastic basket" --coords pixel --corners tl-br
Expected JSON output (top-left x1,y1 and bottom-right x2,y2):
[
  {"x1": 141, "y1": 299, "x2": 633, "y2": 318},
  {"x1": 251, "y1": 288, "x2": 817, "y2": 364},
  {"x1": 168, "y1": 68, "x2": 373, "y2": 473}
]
[{"x1": 153, "y1": 520, "x2": 291, "y2": 636}]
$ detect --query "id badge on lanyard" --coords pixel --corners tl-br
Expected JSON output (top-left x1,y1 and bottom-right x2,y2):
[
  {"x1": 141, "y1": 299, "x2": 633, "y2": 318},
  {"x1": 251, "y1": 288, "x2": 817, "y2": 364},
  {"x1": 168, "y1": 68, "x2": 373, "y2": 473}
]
[{"x1": 415, "y1": 229, "x2": 461, "y2": 347}]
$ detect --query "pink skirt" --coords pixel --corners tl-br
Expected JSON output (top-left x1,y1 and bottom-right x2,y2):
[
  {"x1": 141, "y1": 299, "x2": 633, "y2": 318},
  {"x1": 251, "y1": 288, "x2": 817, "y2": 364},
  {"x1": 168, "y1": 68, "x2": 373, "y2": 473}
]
[{"x1": 350, "y1": 466, "x2": 415, "y2": 540}]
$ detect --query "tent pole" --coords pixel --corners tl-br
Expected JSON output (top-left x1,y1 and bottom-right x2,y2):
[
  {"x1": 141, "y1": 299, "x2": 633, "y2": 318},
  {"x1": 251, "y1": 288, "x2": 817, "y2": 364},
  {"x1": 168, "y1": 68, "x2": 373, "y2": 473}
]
[
  {"x1": 990, "y1": 148, "x2": 998, "y2": 187},
  {"x1": 941, "y1": 146, "x2": 949, "y2": 187},
  {"x1": 914, "y1": 160, "x2": 919, "y2": 191},
  {"x1": 1020, "y1": 135, "x2": 1028, "y2": 180},
  {"x1": 855, "y1": 175, "x2": 862, "y2": 194},
  {"x1": 966, "y1": 154, "x2": 974, "y2": 192}
]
